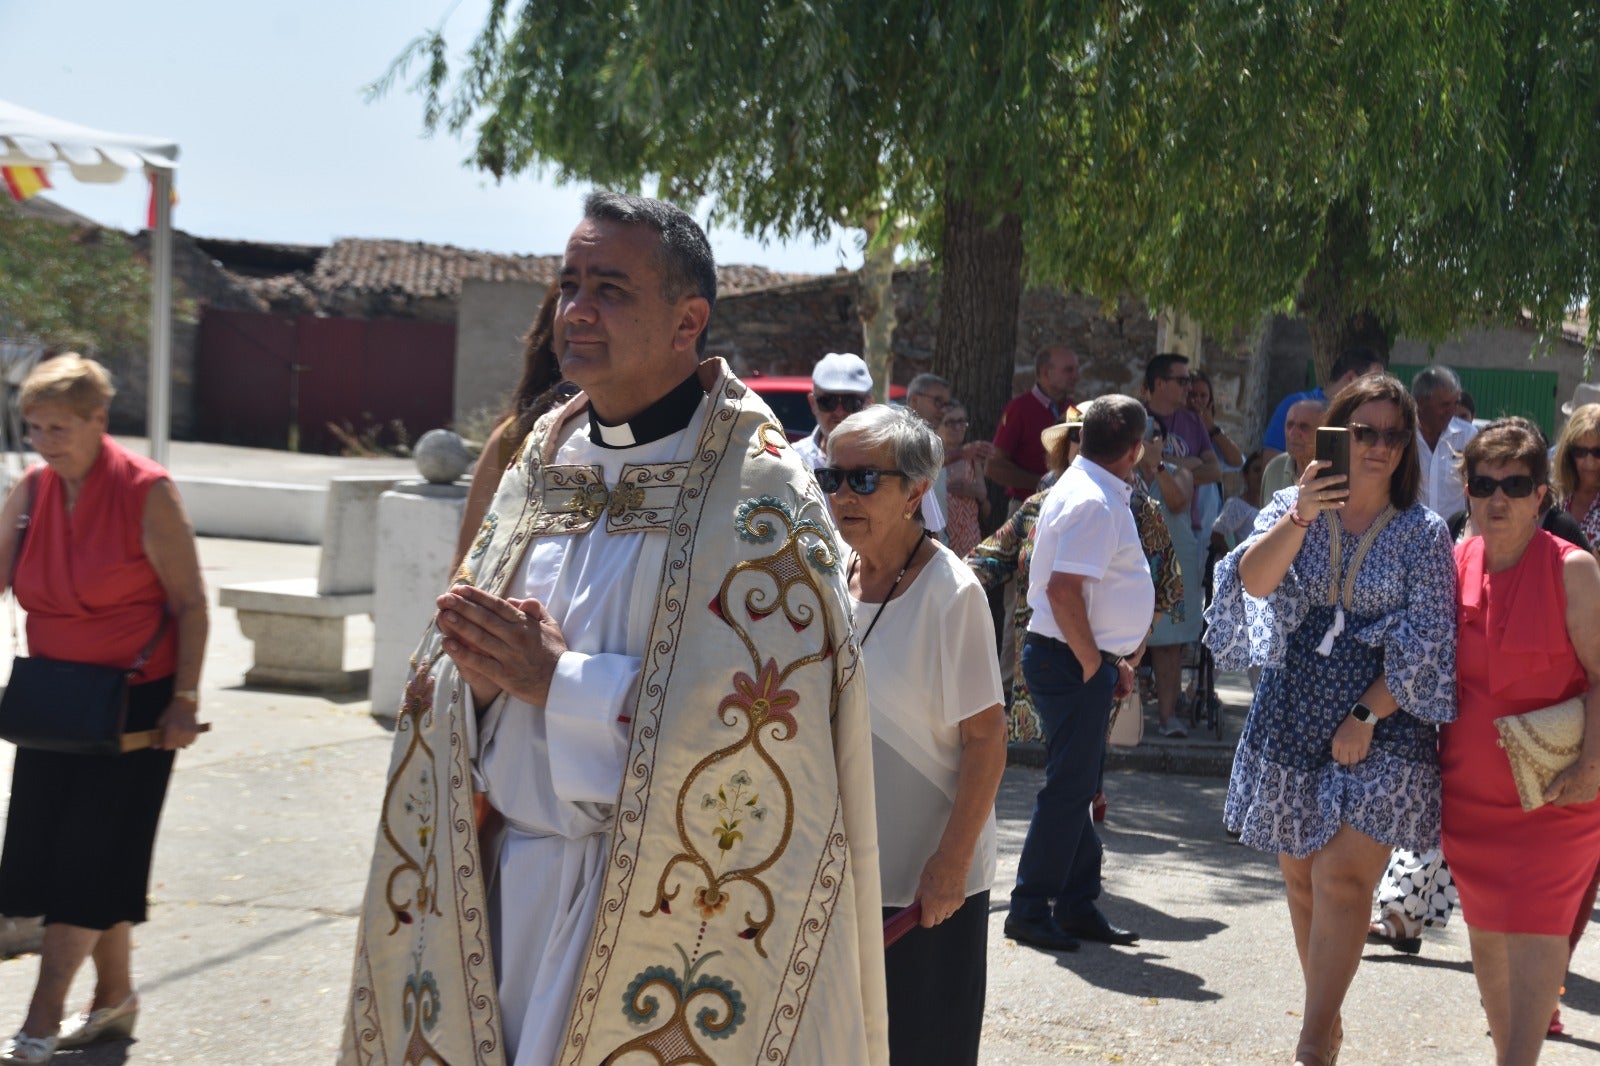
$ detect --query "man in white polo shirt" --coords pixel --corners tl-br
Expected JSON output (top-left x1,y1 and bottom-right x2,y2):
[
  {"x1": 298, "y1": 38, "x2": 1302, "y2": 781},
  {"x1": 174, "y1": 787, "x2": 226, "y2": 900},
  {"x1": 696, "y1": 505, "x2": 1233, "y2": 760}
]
[{"x1": 1004, "y1": 394, "x2": 1154, "y2": 953}]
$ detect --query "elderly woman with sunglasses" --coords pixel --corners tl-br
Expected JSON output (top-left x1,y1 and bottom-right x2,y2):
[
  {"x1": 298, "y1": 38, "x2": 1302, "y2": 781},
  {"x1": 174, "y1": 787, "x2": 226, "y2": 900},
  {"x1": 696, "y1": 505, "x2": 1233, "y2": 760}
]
[
  {"x1": 1206, "y1": 374, "x2": 1457, "y2": 1066},
  {"x1": 1438, "y1": 422, "x2": 1600, "y2": 1065},
  {"x1": 819, "y1": 405, "x2": 1006, "y2": 1066}
]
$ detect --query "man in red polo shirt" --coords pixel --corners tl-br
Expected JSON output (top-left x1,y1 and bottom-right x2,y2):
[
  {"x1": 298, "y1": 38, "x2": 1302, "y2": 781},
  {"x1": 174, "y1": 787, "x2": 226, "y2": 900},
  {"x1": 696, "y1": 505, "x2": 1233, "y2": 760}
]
[
  {"x1": 988, "y1": 344, "x2": 1080, "y2": 508},
  {"x1": 987, "y1": 343, "x2": 1079, "y2": 690}
]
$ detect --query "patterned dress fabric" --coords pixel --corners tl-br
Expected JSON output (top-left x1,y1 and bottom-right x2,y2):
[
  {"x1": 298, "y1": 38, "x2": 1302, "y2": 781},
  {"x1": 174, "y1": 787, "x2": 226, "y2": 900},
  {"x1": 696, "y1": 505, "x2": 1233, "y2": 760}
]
[
  {"x1": 1564, "y1": 493, "x2": 1600, "y2": 552},
  {"x1": 1440, "y1": 531, "x2": 1600, "y2": 935},
  {"x1": 1375, "y1": 848, "x2": 1458, "y2": 929},
  {"x1": 943, "y1": 457, "x2": 986, "y2": 559},
  {"x1": 1206, "y1": 489, "x2": 1458, "y2": 859}
]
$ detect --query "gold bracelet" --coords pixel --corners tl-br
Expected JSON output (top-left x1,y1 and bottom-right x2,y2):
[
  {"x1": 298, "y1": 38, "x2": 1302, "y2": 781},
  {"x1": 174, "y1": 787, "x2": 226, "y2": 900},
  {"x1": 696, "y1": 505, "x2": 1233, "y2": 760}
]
[{"x1": 174, "y1": 689, "x2": 200, "y2": 703}]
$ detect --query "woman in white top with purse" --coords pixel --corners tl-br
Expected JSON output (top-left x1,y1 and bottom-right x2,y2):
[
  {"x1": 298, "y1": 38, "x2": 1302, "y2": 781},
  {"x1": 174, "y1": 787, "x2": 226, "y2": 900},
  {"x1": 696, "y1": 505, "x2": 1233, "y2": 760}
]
[{"x1": 821, "y1": 405, "x2": 1006, "y2": 1066}]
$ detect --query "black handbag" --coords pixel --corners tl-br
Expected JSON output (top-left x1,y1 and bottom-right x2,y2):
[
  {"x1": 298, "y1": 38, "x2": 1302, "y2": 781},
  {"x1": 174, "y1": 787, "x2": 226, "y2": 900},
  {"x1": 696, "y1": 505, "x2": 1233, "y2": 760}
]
[{"x1": 0, "y1": 470, "x2": 168, "y2": 755}]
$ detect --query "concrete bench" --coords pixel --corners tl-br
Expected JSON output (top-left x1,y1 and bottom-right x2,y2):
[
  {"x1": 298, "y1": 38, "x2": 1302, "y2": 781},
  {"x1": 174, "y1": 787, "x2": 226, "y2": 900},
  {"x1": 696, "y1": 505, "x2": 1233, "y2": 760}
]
[
  {"x1": 219, "y1": 475, "x2": 401, "y2": 692},
  {"x1": 219, "y1": 579, "x2": 373, "y2": 690}
]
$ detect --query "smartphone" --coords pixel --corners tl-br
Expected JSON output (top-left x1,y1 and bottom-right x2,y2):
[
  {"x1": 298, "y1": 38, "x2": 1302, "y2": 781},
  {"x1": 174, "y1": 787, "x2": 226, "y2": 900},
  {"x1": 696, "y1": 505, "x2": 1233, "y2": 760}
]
[{"x1": 1315, "y1": 426, "x2": 1351, "y2": 483}]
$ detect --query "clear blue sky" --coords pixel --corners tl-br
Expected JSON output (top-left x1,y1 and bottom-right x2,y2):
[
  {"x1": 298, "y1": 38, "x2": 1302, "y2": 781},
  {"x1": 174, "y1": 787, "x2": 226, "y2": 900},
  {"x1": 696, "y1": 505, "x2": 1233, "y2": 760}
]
[{"x1": 0, "y1": 0, "x2": 856, "y2": 272}]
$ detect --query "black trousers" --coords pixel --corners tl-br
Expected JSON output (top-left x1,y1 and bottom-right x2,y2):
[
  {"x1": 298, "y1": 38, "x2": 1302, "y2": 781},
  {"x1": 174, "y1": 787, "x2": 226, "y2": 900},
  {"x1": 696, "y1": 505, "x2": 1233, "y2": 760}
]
[{"x1": 882, "y1": 889, "x2": 989, "y2": 1065}]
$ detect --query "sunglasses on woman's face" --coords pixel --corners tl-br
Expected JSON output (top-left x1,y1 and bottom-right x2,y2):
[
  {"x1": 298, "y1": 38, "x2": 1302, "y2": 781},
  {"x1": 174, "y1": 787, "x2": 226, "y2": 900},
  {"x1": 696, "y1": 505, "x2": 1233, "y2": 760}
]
[
  {"x1": 1569, "y1": 445, "x2": 1600, "y2": 460},
  {"x1": 1349, "y1": 423, "x2": 1410, "y2": 449},
  {"x1": 814, "y1": 394, "x2": 868, "y2": 414},
  {"x1": 1466, "y1": 474, "x2": 1538, "y2": 499},
  {"x1": 815, "y1": 467, "x2": 909, "y2": 496}
]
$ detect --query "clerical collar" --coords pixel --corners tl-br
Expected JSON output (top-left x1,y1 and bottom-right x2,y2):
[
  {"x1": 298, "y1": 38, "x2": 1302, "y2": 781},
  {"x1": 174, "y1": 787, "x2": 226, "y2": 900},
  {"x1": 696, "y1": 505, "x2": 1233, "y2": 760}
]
[{"x1": 587, "y1": 371, "x2": 706, "y2": 449}]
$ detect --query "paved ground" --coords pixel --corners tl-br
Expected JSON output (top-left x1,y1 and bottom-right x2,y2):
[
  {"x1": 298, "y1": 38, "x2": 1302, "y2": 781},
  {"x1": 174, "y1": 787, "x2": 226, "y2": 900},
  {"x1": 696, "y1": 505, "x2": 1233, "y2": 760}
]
[{"x1": 0, "y1": 535, "x2": 1593, "y2": 1064}]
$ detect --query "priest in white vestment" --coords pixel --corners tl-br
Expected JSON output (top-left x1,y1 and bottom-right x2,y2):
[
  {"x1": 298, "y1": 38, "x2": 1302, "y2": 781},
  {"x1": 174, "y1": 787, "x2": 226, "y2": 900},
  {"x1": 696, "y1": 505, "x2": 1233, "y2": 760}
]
[{"x1": 342, "y1": 193, "x2": 887, "y2": 1066}]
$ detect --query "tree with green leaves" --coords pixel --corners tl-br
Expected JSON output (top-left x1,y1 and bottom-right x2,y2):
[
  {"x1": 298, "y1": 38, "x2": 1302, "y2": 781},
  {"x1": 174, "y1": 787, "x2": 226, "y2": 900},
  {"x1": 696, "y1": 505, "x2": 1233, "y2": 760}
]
[
  {"x1": 0, "y1": 207, "x2": 148, "y2": 356},
  {"x1": 372, "y1": 1, "x2": 1107, "y2": 440},
  {"x1": 1030, "y1": 1, "x2": 1598, "y2": 380}
]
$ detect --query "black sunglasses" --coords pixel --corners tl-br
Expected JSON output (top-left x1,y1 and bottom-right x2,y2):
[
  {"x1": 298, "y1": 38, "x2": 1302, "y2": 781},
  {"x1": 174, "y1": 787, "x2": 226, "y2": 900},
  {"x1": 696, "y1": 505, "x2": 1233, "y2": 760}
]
[
  {"x1": 814, "y1": 394, "x2": 868, "y2": 414},
  {"x1": 1349, "y1": 423, "x2": 1410, "y2": 449},
  {"x1": 1467, "y1": 474, "x2": 1538, "y2": 499},
  {"x1": 1569, "y1": 445, "x2": 1600, "y2": 460},
  {"x1": 816, "y1": 467, "x2": 910, "y2": 496}
]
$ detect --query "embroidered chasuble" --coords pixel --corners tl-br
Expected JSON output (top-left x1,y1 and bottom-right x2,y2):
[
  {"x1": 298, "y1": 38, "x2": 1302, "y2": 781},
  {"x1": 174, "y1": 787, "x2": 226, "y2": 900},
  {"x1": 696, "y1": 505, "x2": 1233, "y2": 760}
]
[{"x1": 341, "y1": 358, "x2": 888, "y2": 1066}]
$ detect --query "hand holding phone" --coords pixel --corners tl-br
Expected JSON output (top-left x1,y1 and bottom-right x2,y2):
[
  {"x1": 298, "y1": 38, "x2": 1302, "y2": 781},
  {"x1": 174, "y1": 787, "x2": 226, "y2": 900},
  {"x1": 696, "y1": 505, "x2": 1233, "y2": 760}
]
[
  {"x1": 1315, "y1": 426, "x2": 1351, "y2": 484},
  {"x1": 1292, "y1": 426, "x2": 1351, "y2": 523}
]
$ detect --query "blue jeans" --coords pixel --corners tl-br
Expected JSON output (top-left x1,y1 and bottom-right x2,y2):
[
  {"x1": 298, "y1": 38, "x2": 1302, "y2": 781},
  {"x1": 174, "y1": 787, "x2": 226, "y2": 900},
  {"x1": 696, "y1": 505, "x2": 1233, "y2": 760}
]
[{"x1": 1009, "y1": 634, "x2": 1115, "y2": 923}]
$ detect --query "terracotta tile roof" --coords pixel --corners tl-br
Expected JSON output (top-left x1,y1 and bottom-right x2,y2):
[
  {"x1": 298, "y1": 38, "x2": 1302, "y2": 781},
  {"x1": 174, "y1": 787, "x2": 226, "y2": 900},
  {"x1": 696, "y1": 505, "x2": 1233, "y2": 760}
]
[
  {"x1": 312, "y1": 239, "x2": 560, "y2": 300},
  {"x1": 196, "y1": 236, "x2": 812, "y2": 316}
]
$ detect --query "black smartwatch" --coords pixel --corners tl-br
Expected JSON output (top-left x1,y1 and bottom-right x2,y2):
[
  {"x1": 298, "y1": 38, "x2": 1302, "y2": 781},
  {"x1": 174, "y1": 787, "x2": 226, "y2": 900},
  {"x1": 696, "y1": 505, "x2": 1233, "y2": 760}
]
[
  {"x1": 1100, "y1": 650, "x2": 1126, "y2": 670},
  {"x1": 1350, "y1": 702, "x2": 1378, "y2": 725}
]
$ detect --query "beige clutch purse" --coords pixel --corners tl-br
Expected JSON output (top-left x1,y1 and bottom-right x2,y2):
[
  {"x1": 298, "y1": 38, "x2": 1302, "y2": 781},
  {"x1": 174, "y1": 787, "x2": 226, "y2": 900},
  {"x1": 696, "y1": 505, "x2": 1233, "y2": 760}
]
[{"x1": 1494, "y1": 696, "x2": 1586, "y2": 812}]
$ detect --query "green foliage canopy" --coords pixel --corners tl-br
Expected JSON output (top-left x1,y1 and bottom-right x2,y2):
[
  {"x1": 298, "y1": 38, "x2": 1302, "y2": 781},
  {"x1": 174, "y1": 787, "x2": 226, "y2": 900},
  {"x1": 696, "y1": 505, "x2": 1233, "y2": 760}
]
[
  {"x1": 1032, "y1": 1, "x2": 1599, "y2": 369},
  {"x1": 0, "y1": 209, "x2": 149, "y2": 355}
]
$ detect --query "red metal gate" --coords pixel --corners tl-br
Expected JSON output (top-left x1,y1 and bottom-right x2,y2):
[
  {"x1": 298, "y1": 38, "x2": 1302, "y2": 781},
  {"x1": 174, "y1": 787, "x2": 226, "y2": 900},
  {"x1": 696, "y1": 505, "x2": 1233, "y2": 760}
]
[{"x1": 196, "y1": 310, "x2": 455, "y2": 453}]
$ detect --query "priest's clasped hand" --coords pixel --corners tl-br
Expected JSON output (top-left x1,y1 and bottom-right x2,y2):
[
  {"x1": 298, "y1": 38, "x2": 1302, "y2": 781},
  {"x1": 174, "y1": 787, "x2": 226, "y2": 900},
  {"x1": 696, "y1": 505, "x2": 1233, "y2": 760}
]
[{"x1": 436, "y1": 584, "x2": 569, "y2": 710}]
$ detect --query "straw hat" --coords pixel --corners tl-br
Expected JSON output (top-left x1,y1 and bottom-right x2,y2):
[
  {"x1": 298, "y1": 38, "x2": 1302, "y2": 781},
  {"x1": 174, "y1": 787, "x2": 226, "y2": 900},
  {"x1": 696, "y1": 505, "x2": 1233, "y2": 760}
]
[
  {"x1": 1562, "y1": 381, "x2": 1600, "y2": 416},
  {"x1": 1039, "y1": 404, "x2": 1086, "y2": 454}
]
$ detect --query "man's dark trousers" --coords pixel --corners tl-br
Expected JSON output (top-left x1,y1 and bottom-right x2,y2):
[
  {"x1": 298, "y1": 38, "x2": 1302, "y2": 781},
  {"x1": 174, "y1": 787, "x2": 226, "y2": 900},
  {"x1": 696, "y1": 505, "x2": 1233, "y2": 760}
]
[{"x1": 1009, "y1": 632, "x2": 1116, "y2": 923}]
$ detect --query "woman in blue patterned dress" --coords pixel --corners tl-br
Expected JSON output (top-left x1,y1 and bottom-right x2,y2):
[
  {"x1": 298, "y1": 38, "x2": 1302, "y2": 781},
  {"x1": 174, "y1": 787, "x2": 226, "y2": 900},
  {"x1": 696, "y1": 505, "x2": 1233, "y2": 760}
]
[{"x1": 1205, "y1": 375, "x2": 1457, "y2": 1066}]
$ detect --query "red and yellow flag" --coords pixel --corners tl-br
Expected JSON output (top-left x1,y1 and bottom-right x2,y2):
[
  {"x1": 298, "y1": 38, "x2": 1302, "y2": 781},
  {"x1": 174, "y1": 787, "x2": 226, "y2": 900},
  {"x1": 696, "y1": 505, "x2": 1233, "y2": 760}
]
[
  {"x1": 146, "y1": 172, "x2": 178, "y2": 228},
  {"x1": 1, "y1": 166, "x2": 52, "y2": 203}
]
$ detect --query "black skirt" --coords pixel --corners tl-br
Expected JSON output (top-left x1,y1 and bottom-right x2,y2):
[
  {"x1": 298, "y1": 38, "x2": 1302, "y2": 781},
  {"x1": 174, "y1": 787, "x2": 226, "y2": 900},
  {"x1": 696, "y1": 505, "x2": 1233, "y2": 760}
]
[
  {"x1": 882, "y1": 889, "x2": 990, "y2": 1066},
  {"x1": 0, "y1": 676, "x2": 177, "y2": 929}
]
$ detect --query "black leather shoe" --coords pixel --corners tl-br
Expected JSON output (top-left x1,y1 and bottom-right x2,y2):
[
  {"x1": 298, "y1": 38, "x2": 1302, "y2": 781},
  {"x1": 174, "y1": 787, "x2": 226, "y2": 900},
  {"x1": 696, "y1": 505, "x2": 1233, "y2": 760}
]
[
  {"x1": 1055, "y1": 909, "x2": 1140, "y2": 946},
  {"x1": 1003, "y1": 915, "x2": 1080, "y2": 953}
]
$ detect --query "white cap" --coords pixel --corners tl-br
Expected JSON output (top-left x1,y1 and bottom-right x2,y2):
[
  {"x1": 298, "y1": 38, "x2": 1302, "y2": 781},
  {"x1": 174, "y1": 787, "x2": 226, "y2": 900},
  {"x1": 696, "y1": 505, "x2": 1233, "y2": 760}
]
[{"x1": 812, "y1": 352, "x2": 873, "y2": 394}]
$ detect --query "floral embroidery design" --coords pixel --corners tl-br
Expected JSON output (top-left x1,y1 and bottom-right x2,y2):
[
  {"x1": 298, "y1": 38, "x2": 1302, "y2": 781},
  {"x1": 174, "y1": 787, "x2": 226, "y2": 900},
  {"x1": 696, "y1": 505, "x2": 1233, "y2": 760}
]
[
  {"x1": 379, "y1": 673, "x2": 443, "y2": 933},
  {"x1": 609, "y1": 945, "x2": 746, "y2": 1062},
  {"x1": 400, "y1": 950, "x2": 446, "y2": 1063},
  {"x1": 752, "y1": 422, "x2": 786, "y2": 458},
  {"x1": 641, "y1": 497, "x2": 841, "y2": 962},
  {"x1": 532, "y1": 463, "x2": 691, "y2": 537}
]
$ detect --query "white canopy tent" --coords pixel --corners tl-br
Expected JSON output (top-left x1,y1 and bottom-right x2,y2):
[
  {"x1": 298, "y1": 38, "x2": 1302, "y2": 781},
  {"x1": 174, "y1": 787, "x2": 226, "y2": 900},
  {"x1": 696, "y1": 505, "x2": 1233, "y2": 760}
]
[{"x1": 0, "y1": 99, "x2": 178, "y2": 466}]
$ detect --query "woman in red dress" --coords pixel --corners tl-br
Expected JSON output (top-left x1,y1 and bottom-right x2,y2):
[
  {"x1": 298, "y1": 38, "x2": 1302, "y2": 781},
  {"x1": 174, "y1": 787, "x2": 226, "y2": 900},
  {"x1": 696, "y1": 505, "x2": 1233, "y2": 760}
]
[
  {"x1": 0, "y1": 355, "x2": 208, "y2": 1065},
  {"x1": 1441, "y1": 421, "x2": 1600, "y2": 1065}
]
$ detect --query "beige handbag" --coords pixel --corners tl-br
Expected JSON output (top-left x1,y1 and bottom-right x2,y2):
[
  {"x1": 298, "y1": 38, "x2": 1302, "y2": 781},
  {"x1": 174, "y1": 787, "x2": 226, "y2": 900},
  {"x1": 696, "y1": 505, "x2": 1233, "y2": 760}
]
[
  {"x1": 1107, "y1": 689, "x2": 1144, "y2": 749},
  {"x1": 1494, "y1": 696, "x2": 1586, "y2": 812}
]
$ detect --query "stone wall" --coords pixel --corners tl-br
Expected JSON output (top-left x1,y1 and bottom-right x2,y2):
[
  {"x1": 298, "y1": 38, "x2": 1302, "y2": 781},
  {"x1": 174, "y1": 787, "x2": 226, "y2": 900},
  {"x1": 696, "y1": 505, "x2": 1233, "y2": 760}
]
[{"x1": 705, "y1": 264, "x2": 1262, "y2": 441}]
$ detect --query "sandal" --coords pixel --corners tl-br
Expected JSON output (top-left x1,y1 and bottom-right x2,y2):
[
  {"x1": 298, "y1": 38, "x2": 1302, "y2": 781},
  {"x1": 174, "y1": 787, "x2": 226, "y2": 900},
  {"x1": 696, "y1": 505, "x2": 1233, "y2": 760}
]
[{"x1": 1365, "y1": 912, "x2": 1422, "y2": 955}]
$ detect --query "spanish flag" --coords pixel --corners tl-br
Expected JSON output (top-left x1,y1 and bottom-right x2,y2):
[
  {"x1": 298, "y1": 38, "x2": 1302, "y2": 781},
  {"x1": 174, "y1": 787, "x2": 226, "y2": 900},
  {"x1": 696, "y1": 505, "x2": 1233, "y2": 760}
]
[
  {"x1": 145, "y1": 172, "x2": 177, "y2": 228},
  {"x1": 1, "y1": 166, "x2": 51, "y2": 203}
]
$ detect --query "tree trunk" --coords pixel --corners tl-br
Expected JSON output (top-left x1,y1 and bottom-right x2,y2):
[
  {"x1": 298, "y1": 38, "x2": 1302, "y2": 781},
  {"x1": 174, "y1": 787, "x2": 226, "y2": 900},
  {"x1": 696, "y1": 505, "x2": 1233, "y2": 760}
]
[
  {"x1": 933, "y1": 192, "x2": 1024, "y2": 446},
  {"x1": 1297, "y1": 197, "x2": 1392, "y2": 383},
  {"x1": 857, "y1": 214, "x2": 901, "y2": 404}
]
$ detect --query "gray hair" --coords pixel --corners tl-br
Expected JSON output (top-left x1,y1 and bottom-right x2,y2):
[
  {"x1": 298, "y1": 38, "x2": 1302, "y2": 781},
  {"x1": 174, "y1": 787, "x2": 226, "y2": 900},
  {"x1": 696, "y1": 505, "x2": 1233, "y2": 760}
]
[
  {"x1": 1080, "y1": 394, "x2": 1148, "y2": 463},
  {"x1": 1411, "y1": 364, "x2": 1463, "y2": 401},
  {"x1": 1288, "y1": 395, "x2": 1329, "y2": 415},
  {"x1": 826, "y1": 404, "x2": 945, "y2": 488},
  {"x1": 906, "y1": 372, "x2": 950, "y2": 398}
]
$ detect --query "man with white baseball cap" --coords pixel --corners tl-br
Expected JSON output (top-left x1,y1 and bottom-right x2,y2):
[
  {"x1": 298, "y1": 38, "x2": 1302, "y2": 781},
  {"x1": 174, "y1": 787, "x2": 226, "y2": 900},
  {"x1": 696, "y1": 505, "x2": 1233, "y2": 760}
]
[{"x1": 794, "y1": 352, "x2": 875, "y2": 470}]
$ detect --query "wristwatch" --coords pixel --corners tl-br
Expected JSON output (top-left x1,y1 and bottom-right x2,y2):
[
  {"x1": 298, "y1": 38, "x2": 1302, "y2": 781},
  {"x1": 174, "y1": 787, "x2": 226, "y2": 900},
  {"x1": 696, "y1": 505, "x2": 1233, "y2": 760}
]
[
  {"x1": 1350, "y1": 702, "x2": 1378, "y2": 725},
  {"x1": 1100, "y1": 651, "x2": 1127, "y2": 670},
  {"x1": 1208, "y1": 424, "x2": 1225, "y2": 437}
]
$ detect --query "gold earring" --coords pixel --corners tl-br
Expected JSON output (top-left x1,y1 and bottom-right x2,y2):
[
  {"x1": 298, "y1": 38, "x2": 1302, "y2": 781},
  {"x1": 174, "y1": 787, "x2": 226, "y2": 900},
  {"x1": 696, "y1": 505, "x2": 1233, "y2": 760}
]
[{"x1": 903, "y1": 509, "x2": 914, "y2": 520}]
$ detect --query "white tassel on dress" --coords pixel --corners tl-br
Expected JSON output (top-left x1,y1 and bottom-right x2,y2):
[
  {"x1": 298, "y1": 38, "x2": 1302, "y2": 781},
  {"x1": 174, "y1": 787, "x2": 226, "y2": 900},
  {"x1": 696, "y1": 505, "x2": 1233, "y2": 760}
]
[{"x1": 1316, "y1": 603, "x2": 1345, "y2": 656}]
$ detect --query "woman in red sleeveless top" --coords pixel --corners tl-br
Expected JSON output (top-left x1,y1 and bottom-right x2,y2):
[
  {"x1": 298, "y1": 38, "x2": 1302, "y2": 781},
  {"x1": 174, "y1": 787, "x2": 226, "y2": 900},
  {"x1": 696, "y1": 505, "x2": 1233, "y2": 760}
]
[
  {"x1": 0, "y1": 356, "x2": 208, "y2": 1065},
  {"x1": 1440, "y1": 422, "x2": 1600, "y2": 1066}
]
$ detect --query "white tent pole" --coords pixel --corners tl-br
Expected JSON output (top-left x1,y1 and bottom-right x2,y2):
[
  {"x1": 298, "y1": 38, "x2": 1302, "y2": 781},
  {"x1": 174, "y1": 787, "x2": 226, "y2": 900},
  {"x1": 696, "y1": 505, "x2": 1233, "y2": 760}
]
[{"x1": 147, "y1": 166, "x2": 173, "y2": 467}]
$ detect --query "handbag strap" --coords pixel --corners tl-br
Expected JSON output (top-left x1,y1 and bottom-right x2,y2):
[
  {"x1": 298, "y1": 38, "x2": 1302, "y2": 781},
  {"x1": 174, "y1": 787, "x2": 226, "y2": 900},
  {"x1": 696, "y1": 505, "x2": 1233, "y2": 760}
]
[{"x1": 8, "y1": 469, "x2": 36, "y2": 657}]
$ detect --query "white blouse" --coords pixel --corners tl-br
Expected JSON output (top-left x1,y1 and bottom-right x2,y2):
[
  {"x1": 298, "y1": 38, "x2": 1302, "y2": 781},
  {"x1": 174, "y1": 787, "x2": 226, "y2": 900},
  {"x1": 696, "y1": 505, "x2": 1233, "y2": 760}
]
[{"x1": 849, "y1": 541, "x2": 1005, "y2": 906}]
